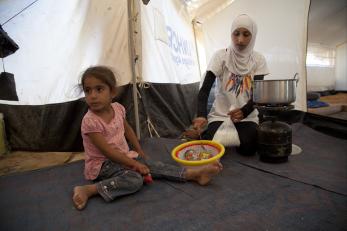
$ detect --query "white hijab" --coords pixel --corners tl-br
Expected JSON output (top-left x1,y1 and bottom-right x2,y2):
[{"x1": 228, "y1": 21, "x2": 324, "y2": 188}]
[{"x1": 226, "y1": 14, "x2": 257, "y2": 76}]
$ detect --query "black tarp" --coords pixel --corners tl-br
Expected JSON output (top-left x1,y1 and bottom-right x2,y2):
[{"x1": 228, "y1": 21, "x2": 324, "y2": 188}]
[{"x1": 0, "y1": 98, "x2": 87, "y2": 151}]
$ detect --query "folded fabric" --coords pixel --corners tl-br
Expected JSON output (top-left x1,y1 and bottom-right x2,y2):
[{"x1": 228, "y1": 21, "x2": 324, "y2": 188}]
[
  {"x1": 307, "y1": 100, "x2": 329, "y2": 108},
  {"x1": 0, "y1": 25, "x2": 19, "y2": 58},
  {"x1": 0, "y1": 72, "x2": 19, "y2": 101}
]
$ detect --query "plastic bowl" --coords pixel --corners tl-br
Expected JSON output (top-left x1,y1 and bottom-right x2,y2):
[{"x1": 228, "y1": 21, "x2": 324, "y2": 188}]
[{"x1": 171, "y1": 140, "x2": 225, "y2": 166}]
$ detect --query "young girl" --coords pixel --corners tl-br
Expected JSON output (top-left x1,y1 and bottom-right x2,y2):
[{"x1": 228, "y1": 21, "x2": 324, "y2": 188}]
[
  {"x1": 192, "y1": 14, "x2": 269, "y2": 155},
  {"x1": 72, "y1": 66, "x2": 222, "y2": 210}
]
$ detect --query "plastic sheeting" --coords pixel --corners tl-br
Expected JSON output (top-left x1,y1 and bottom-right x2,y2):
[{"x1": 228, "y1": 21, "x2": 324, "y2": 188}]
[
  {"x1": 198, "y1": 0, "x2": 309, "y2": 111},
  {"x1": 140, "y1": 0, "x2": 200, "y2": 84},
  {"x1": 0, "y1": 0, "x2": 132, "y2": 105}
]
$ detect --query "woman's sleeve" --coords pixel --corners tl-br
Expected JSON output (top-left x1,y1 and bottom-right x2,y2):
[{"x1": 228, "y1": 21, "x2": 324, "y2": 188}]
[
  {"x1": 197, "y1": 71, "x2": 216, "y2": 118},
  {"x1": 240, "y1": 75, "x2": 264, "y2": 118}
]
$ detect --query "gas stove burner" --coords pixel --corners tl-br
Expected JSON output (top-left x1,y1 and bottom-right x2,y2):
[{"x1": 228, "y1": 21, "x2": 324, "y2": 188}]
[
  {"x1": 254, "y1": 104, "x2": 295, "y2": 112},
  {"x1": 258, "y1": 103, "x2": 290, "y2": 107}
]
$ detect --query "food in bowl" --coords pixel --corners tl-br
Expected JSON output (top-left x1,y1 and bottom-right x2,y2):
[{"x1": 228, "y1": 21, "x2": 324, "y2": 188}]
[{"x1": 172, "y1": 140, "x2": 225, "y2": 166}]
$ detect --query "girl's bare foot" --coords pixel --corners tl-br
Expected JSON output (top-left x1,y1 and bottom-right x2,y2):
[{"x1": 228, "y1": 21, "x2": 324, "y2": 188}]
[
  {"x1": 185, "y1": 161, "x2": 222, "y2": 185},
  {"x1": 72, "y1": 184, "x2": 97, "y2": 210}
]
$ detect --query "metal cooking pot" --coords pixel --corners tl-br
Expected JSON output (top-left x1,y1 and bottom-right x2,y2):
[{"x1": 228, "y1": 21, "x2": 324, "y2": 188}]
[{"x1": 253, "y1": 73, "x2": 299, "y2": 105}]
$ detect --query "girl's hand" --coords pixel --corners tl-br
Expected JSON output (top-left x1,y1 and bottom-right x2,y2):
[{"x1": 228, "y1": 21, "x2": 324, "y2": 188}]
[
  {"x1": 132, "y1": 161, "x2": 150, "y2": 175},
  {"x1": 192, "y1": 117, "x2": 208, "y2": 131},
  {"x1": 227, "y1": 108, "x2": 244, "y2": 123}
]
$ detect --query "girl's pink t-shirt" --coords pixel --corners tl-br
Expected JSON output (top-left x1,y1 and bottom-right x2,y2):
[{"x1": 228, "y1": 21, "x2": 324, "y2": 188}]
[{"x1": 81, "y1": 102, "x2": 138, "y2": 180}]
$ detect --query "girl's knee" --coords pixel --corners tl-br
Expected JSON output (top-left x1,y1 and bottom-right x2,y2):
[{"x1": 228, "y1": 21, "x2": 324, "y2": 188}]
[{"x1": 124, "y1": 171, "x2": 143, "y2": 192}]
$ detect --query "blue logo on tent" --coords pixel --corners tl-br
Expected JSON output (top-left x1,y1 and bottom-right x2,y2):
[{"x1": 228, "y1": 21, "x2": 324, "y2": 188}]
[{"x1": 166, "y1": 26, "x2": 195, "y2": 66}]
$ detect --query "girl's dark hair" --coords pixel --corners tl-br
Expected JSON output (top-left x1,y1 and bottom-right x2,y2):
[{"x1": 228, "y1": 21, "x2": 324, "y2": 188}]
[{"x1": 81, "y1": 66, "x2": 118, "y2": 91}]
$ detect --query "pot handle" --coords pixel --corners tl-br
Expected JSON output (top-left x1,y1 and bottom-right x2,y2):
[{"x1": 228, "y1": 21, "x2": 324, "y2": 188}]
[{"x1": 293, "y1": 73, "x2": 299, "y2": 86}]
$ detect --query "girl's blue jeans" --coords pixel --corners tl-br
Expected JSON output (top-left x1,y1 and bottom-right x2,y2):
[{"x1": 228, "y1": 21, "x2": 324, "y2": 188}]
[{"x1": 94, "y1": 157, "x2": 186, "y2": 202}]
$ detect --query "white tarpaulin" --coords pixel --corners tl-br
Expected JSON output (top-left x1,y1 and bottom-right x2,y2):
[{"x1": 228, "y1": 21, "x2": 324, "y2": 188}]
[
  {"x1": 0, "y1": 0, "x2": 132, "y2": 105},
  {"x1": 198, "y1": 0, "x2": 309, "y2": 111},
  {"x1": 140, "y1": 0, "x2": 200, "y2": 84}
]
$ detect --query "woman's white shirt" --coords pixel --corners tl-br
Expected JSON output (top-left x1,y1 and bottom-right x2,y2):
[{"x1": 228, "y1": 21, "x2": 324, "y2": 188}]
[{"x1": 207, "y1": 48, "x2": 269, "y2": 124}]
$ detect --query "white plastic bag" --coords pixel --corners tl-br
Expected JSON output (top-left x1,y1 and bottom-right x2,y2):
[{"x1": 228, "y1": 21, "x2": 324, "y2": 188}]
[
  {"x1": 212, "y1": 105, "x2": 240, "y2": 147},
  {"x1": 212, "y1": 118, "x2": 240, "y2": 147}
]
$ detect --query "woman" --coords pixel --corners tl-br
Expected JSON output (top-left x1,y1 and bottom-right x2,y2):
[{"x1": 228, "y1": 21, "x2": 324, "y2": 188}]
[{"x1": 193, "y1": 14, "x2": 269, "y2": 155}]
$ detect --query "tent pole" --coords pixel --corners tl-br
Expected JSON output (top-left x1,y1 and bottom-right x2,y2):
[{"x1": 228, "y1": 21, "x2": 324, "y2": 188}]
[
  {"x1": 192, "y1": 19, "x2": 202, "y2": 78},
  {"x1": 127, "y1": 0, "x2": 141, "y2": 139}
]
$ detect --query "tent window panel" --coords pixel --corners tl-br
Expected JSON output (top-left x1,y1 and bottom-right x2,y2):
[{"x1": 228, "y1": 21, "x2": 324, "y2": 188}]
[{"x1": 306, "y1": 43, "x2": 336, "y2": 67}]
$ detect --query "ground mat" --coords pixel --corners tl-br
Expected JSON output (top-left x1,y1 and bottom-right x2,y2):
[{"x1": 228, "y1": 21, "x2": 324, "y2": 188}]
[
  {"x1": 0, "y1": 126, "x2": 346, "y2": 231},
  {"x1": 230, "y1": 123, "x2": 347, "y2": 196}
]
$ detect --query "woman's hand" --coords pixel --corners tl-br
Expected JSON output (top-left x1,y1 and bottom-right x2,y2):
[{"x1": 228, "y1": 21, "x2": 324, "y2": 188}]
[
  {"x1": 131, "y1": 161, "x2": 150, "y2": 175},
  {"x1": 181, "y1": 117, "x2": 207, "y2": 140},
  {"x1": 192, "y1": 117, "x2": 208, "y2": 131},
  {"x1": 227, "y1": 108, "x2": 244, "y2": 123}
]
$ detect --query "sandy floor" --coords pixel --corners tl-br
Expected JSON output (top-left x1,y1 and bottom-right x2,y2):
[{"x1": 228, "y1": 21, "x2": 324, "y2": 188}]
[
  {"x1": 308, "y1": 93, "x2": 347, "y2": 120},
  {"x1": 319, "y1": 93, "x2": 347, "y2": 104},
  {"x1": 0, "y1": 151, "x2": 84, "y2": 176}
]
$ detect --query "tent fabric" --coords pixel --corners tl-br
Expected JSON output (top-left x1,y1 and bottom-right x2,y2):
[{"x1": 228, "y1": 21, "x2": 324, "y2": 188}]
[
  {"x1": 117, "y1": 82, "x2": 199, "y2": 139},
  {"x1": 0, "y1": 127, "x2": 346, "y2": 231},
  {"x1": 0, "y1": 0, "x2": 132, "y2": 104},
  {"x1": 137, "y1": 82, "x2": 199, "y2": 137},
  {"x1": 0, "y1": 0, "x2": 200, "y2": 140},
  {"x1": 140, "y1": 0, "x2": 201, "y2": 84}
]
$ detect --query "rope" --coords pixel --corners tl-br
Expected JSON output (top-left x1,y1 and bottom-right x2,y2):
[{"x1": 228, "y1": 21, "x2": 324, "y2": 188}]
[
  {"x1": 137, "y1": 81, "x2": 150, "y2": 98},
  {"x1": 134, "y1": 81, "x2": 157, "y2": 137},
  {"x1": 146, "y1": 117, "x2": 160, "y2": 138},
  {"x1": 1, "y1": 0, "x2": 40, "y2": 26},
  {"x1": 2, "y1": 58, "x2": 5, "y2": 72},
  {"x1": 138, "y1": 81, "x2": 150, "y2": 89}
]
